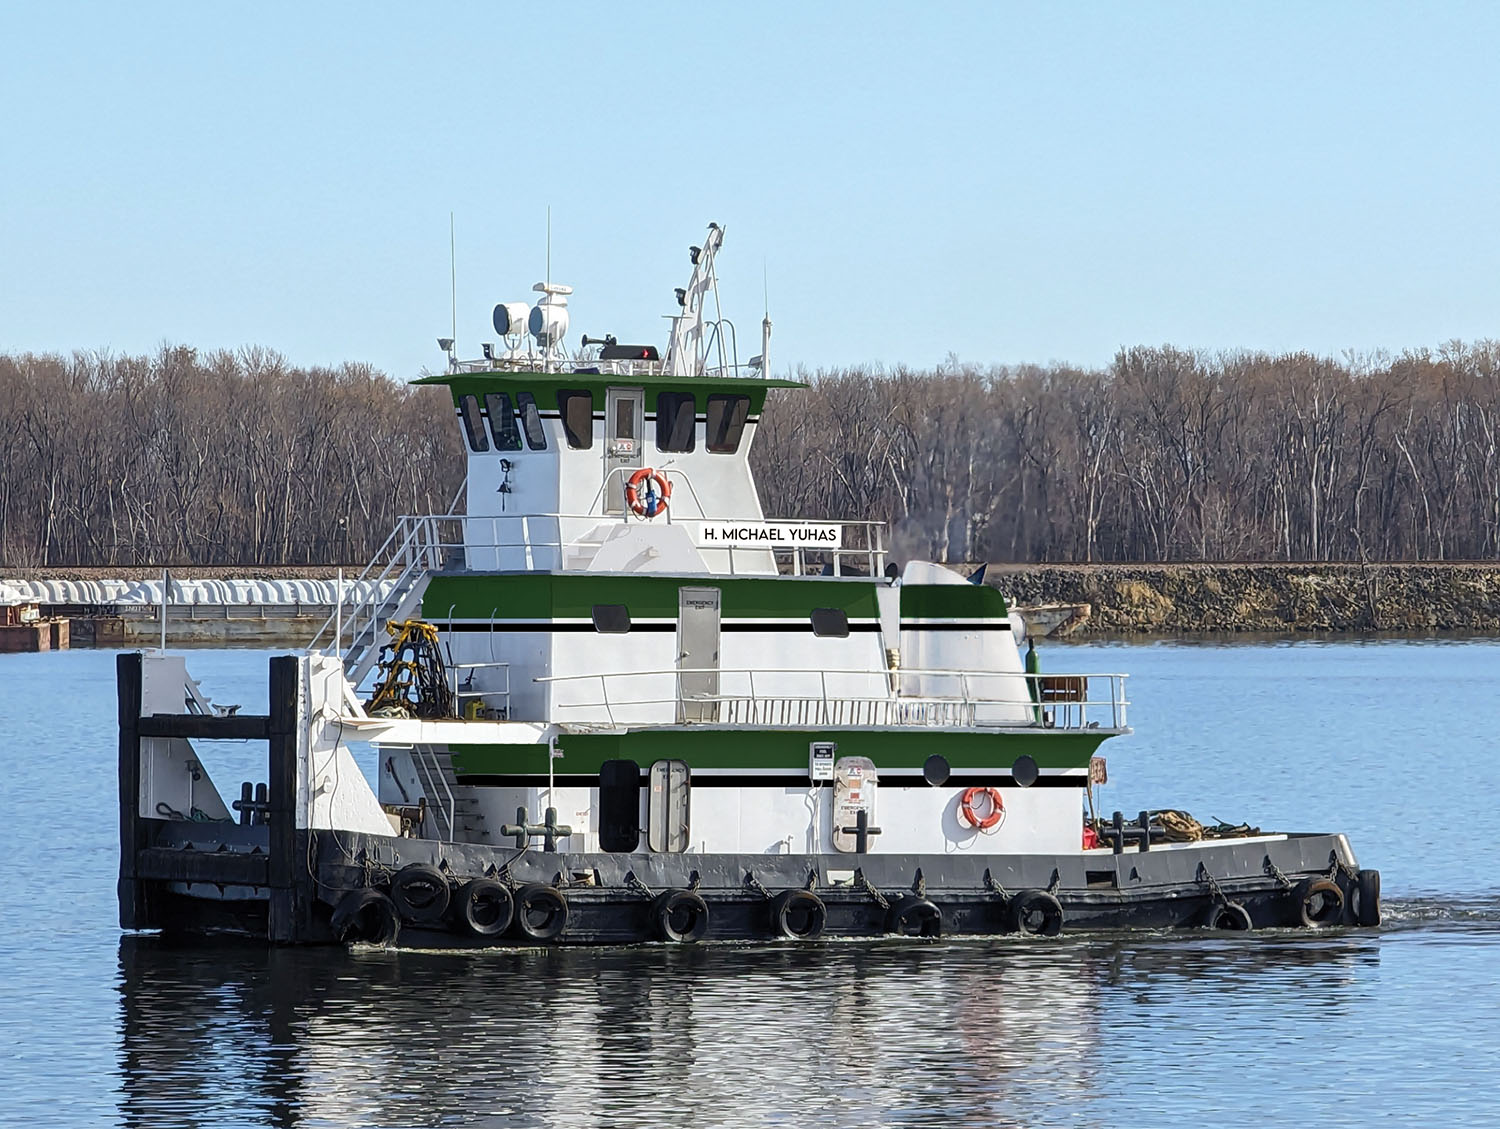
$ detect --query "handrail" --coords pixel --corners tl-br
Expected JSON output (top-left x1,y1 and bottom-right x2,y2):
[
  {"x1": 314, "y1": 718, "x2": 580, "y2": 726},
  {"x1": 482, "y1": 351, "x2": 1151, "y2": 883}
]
[
  {"x1": 535, "y1": 668, "x2": 1130, "y2": 732},
  {"x1": 356, "y1": 511, "x2": 888, "y2": 578},
  {"x1": 444, "y1": 355, "x2": 768, "y2": 379}
]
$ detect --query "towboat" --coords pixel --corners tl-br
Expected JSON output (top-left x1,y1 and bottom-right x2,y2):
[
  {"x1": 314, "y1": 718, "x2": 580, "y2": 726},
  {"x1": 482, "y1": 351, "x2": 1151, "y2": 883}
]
[{"x1": 117, "y1": 223, "x2": 1380, "y2": 945}]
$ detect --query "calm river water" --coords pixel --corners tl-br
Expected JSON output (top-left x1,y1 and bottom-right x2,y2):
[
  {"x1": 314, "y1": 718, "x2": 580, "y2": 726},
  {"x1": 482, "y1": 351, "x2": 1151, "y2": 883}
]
[{"x1": 2, "y1": 639, "x2": 1499, "y2": 1127}]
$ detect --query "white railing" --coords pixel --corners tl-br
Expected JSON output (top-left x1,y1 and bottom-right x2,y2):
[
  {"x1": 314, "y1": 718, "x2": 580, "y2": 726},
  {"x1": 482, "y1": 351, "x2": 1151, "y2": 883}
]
[
  {"x1": 450, "y1": 660, "x2": 511, "y2": 720},
  {"x1": 306, "y1": 516, "x2": 445, "y2": 661},
  {"x1": 446, "y1": 356, "x2": 767, "y2": 380},
  {"x1": 349, "y1": 511, "x2": 888, "y2": 578},
  {"x1": 535, "y1": 668, "x2": 1130, "y2": 732}
]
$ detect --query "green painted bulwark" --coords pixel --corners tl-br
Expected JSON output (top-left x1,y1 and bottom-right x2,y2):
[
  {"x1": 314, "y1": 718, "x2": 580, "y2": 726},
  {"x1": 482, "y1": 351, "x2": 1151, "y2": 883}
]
[
  {"x1": 899, "y1": 584, "x2": 1010, "y2": 619},
  {"x1": 450, "y1": 727, "x2": 1108, "y2": 776},
  {"x1": 417, "y1": 371, "x2": 801, "y2": 417},
  {"x1": 423, "y1": 573, "x2": 881, "y2": 622}
]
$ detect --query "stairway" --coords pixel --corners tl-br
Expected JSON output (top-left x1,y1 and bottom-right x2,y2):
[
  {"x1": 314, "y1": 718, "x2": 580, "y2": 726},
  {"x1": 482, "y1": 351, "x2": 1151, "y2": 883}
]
[{"x1": 411, "y1": 746, "x2": 491, "y2": 843}]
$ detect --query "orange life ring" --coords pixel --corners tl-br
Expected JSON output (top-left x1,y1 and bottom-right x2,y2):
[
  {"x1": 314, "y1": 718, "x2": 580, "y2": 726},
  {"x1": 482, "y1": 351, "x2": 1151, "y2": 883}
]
[
  {"x1": 958, "y1": 786, "x2": 1005, "y2": 832},
  {"x1": 624, "y1": 467, "x2": 672, "y2": 518}
]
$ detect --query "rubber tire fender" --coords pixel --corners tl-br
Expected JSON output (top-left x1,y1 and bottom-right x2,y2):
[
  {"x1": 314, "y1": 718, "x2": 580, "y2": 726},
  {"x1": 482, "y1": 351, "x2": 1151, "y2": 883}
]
[
  {"x1": 330, "y1": 888, "x2": 400, "y2": 946},
  {"x1": 653, "y1": 889, "x2": 711, "y2": 943},
  {"x1": 886, "y1": 895, "x2": 943, "y2": 938},
  {"x1": 390, "y1": 863, "x2": 451, "y2": 923},
  {"x1": 456, "y1": 878, "x2": 514, "y2": 938},
  {"x1": 770, "y1": 889, "x2": 827, "y2": 940},
  {"x1": 514, "y1": 883, "x2": 569, "y2": 943},
  {"x1": 1296, "y1": 877, "x2": 1345, "y2": 928},
  {"x1": 1206, "y1": 901, "x2": 1254, "y2": 932},
  {"x1": 1351, "y1": 868, "x2": 1381, "y2": 927},
  {"x1": 1008, "y1": 889, "x2": 1064, "y2": 937}
]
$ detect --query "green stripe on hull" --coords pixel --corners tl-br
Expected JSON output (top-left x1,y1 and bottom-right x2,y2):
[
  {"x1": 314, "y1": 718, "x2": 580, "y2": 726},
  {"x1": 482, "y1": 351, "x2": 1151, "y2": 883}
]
[
  {"x1": 423, "y1": 573, "x2": 881, "y2": 622},
  {"x1": 449, "y1": 727, "x2": 1110, "y2": 776},
  {"x1": 415, "y1": 372, "x2": 800, "y2": 410},
  {"x1": 899, "y1": 584, "x2": 1009, "y2": 619}
]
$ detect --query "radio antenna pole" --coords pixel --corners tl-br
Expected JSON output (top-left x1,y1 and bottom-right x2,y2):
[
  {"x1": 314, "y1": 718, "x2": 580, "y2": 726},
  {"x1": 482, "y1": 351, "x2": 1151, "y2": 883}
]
[{"x1": 449, "y1": 211, "x2": 457, "y2": 347}]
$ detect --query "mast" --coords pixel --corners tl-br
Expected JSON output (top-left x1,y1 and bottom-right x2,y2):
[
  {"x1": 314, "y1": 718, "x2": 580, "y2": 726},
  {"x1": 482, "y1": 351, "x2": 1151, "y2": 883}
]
[{"x1": 664, "y1": 222, "x2": 725, "y2": 376}]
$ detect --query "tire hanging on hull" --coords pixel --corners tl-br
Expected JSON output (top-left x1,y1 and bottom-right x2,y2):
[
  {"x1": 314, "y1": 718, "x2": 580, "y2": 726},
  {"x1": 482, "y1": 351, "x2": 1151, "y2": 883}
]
[
  {"x1": 770, "y1": 889, "x2": 827, "y2": 940},
  {"x1": 331, "y1": 889, "x2": 400, "y2": 946},
  {"x1": 456, "y1": 878, "x2": 514, "y2": 938},
  {"x1": 886, "y1": 895, "x2": 943, "y2": 937},
  {"x1": 1008, "y1": 889, "x2": 1064, "y2": 936},
  {"x1": 653, "y1": 889, "x2": 711, "y2": 943},
  {"x1": 1350, "y1": 868, "x2": 1381, "y2": 927},
  {"x1": 1296, "y1": 878, "x2": 1345, "y2": 927},
  {"x1": 1206, "y1": 901, "x2": 1253, "y2": 931},
  {"x1": 391, "y1": 863, "x2": 451, "y2": 923},
  {"x1": 514, "y1": 883, "x2": 569, "y2": 943}
]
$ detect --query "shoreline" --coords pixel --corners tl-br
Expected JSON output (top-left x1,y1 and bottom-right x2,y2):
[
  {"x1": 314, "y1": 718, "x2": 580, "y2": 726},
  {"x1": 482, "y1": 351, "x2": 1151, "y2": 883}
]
[
  {"x1": 982, "y1": 561, "x2": 1500, "y2": 635},
  {"x1": 7, "y1": 561, "x2": 1500, "y2": 641}
]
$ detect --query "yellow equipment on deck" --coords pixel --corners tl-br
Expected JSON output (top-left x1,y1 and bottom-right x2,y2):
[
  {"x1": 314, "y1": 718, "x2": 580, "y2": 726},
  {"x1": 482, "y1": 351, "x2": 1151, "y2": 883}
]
[{"x1": 366, "y1": 619, "x2": 454, "y2": 719}]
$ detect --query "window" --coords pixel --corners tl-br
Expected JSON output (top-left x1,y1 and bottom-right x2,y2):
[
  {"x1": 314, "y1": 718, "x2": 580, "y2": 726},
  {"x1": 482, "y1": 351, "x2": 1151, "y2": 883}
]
[
  {"x1": 810, "y1": 608, "x2": 850, "y2": 637},
  {"x1": 484, "y1": 392, "x2": 521, "y2": 451},
  {"x1": 706, "y1": 394, "x2": 750, "y2": 453},
  {"x1": 517, "y1": 392, "x2": 547, "y2": 450},
  {"x1": 592, "y1": 604, "x2": 631, "y2": 634},
  {"x1": 558, "y1": 390, "x2": 594, "y2": 449},
  {"x1": 656, "y1": 392, "x2": 696, "y2": 452},
  {"x1": 458, "y1": 394, "x2": 488, "y2": 452},
  {"x1": 614, "y1": 395, "x2": 637, "y2": 440}
]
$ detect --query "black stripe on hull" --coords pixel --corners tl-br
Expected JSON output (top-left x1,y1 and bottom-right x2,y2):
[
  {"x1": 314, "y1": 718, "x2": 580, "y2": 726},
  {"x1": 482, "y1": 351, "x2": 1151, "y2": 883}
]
[
  {"x1": 455, "y1": 773, "x2": 1087, "y2": 789},
  {"x1": 431, "y1": 621, "x2": 883, "y2": 633}
]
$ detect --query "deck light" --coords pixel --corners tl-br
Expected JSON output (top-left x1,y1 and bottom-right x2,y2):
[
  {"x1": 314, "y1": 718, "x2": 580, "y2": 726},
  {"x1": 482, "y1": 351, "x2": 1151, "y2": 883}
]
[
  {"x1": 437, "y1": 337, "x2": 454, "y2": 352},
  {"x1": 689, "y1": 245, "x2": 701, "y2": 264},
  {"x1": 674, "y1": 288, "x2": 687, "y2": 308},
  {"x1": 482, "y1": 343, "x2": 495, "y2": 361}
]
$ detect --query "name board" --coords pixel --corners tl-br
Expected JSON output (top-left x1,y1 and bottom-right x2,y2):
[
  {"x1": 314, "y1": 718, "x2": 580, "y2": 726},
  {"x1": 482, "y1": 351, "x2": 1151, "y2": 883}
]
[{"x1": 683, "y1": 521, "x2": 843, "y2": 549}]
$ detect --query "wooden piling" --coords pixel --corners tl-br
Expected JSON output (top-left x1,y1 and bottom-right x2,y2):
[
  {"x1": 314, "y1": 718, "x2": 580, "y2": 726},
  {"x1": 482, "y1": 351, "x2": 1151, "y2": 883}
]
[
  {"x1": 266, "y1": 655, "x2": 304, "y2": 943},
  {"x1": 117, "y1": 652, "x2": 152, "y2": 929}
]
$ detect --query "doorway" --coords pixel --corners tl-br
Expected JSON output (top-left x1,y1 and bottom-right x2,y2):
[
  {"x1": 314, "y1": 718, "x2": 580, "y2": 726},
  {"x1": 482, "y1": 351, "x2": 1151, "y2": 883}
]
[
  {"x1": 676, "y1": 586, "x2": 721, "y2": 722},
  {"x1": 604, "y1": 386, "x2": 644, "y2": 513}
]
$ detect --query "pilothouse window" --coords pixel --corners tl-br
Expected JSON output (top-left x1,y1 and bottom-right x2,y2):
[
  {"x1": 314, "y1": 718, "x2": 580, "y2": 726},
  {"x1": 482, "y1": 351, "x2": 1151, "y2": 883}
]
[
  {"x1": 656, "y1": 392, "x2": 696, "y2": 452},
  {"x1": 517, "y1": 392, "x2": 547, "y2": 450},
  {"x1": 484, "y1": 392, "x2": 522, "y2": 451},
  {"x1": 458, "y1": 394, "x2": 488, "y2": 452},
  {"x1": 558, "y1": 390, "x2": 594, "y2": 449},
  {"x1": 706, "y1": 394, "x2": 750, "y2": 453}
]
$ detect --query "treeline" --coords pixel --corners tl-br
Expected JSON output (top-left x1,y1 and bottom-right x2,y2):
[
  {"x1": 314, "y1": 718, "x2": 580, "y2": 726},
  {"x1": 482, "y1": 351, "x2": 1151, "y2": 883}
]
[
  {"x1": 0, "y1": 347, "x2": 460, "y2": 566},
  {"x1": 755, "y1": 341, "x2": 1500, "y2": 563},
  {"x1": 4, "y1": 341, "x2": 1500, "y2": 566}
]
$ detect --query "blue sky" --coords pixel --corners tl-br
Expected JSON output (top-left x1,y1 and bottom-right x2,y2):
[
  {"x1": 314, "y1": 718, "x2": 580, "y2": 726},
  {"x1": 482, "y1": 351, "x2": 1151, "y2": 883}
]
[{"x1": 3, "y1": 2, "x2": 1497, "y2": 379}]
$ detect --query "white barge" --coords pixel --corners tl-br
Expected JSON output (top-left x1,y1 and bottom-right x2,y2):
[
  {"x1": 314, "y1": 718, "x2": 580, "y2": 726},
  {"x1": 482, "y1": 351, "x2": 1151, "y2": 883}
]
[{"x1": 117, "y1": 224, "x2": 1380, "y2": 944}]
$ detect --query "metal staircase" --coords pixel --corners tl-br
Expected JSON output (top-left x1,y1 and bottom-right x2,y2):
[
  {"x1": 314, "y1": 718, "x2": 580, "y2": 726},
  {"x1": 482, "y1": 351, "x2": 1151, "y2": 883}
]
[
  {"x1": 411, "y1": 746, "x2": 491, "y2": 843},
  {"x1": 308, "y1": 515, "x2": 452, "y2": 691}
]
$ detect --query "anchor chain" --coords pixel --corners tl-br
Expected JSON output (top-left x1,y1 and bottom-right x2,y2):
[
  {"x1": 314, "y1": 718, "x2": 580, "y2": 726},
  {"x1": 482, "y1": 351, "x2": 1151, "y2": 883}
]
[
  {"x1": 982, "y1": 868, "x2": 1010, "y2": 900},
  {"x1": 744, "y1": 872, "x2": 773, "y2": 900},
  {"x1": 624, "y1": 871, "x2": 655, "y2": 899},
  {"x1": 1196, "y1": 861, "x2": 1229, "y2": 904},
  {"x1": 688, "y1": 870, "x2": 702, "y2": 892},
  {"x1": 853, "y1": 869, "x2": 890, "y2": 912},
  {"x1": 1327, "y1": 851, "x2": 1357, "y2": 883},
  {"x1": 1263, "y1": 855, "x2": 1293, "y2": 889},
  {"x1": 911, "y1": 869, "x2": 926, "y2": 898}
]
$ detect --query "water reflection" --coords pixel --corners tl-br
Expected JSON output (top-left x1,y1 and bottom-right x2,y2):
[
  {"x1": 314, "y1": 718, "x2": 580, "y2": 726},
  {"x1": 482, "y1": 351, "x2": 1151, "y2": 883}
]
[{"x1": 117, "y1": 930, "x2": 1386, "y2": 1128}]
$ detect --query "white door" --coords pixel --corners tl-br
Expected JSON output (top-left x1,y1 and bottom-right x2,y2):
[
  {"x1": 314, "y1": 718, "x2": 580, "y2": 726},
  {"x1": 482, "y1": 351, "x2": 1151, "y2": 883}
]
[
  {"x1": 604, "y1": 386, "x2": 644, "y2": 514},
  {"x1": 677, "y1": 587, "x2": 720, "y2": 722}
]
